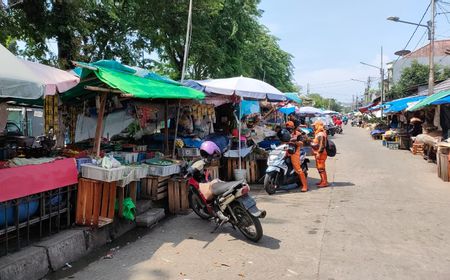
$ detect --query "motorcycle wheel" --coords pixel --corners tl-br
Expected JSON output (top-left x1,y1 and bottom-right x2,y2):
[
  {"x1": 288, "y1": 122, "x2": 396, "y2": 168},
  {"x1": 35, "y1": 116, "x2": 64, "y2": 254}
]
[
  {"x1": 231, "y1": 203, "x2": 263, "y2": 242},
  {"x1": 188, "y1": 191, "x2": 211, "y2": 220},
  {"x1": 263, "y1": 173, "x2": 277, "y2": 195}
]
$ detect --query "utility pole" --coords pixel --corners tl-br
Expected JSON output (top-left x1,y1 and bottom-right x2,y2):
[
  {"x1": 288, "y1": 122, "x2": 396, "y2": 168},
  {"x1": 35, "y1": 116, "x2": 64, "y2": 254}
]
[
  {"x1": 380, "y1": 46, "x2": 385, "y2": 118},
  {"x1": 428, "y1": 0, "x2": 436, "y2": 95},
  {"x1": 307, "y1": 83, "x2": 310, "y2": 95}
]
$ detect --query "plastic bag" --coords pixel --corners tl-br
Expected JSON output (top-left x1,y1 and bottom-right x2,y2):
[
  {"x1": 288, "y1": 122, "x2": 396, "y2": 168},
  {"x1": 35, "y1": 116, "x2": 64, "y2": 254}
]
[
  {"x1": 115, "y1": 197, "x2": 136, "y2": 221},
  {"x1": 101, "y1": 155, "x2": 121, "y2": 169}
]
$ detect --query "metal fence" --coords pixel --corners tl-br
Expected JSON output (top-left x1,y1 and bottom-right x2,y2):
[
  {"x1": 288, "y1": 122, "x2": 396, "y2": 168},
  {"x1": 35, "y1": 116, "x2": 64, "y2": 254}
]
[{"x1": 0, "y1": 185, "x2": 77, "y2": 257}]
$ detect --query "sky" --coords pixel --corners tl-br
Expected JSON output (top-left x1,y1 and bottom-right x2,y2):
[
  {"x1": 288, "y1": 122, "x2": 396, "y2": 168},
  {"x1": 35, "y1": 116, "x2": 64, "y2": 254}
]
[{"x1": 259, "y1": 0, "x2": 450, "y2": 103}]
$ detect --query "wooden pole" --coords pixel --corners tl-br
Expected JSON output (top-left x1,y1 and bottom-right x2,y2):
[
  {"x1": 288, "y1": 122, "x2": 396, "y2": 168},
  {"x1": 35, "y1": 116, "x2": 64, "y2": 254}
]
[
  {"x1": 164, "y1": 100, "x2": 169, "y2": 155},
  {"x1": 172, "y1": 100, "x2": 181, "y2": 159},
  {"x1": 85, "y1": 86, "x2": 123, "y2": 94},
  {"x1": 93, "y1": 92, "x2": 107, "y2": 157}
]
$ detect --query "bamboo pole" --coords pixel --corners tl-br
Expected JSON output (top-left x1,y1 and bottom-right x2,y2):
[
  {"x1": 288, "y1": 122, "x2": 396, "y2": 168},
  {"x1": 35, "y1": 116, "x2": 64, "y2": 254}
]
[{"x1": 93, "y1": 92, "x2": 107, "y2": 157}]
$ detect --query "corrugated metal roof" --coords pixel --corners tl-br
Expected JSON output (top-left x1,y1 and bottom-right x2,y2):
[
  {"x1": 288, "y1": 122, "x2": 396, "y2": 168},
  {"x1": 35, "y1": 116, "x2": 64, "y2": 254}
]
[{"x1": 417, "y1": 78, "x2": 450, "y2": 96}]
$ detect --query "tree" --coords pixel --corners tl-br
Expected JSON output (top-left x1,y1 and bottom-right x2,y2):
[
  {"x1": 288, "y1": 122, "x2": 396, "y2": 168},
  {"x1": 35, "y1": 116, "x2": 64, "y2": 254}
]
[
  {"x1": 307, "y1": 93, "x2": 343, "y2": 112},
  {"x1": 387, "y1": 60, "x2": 450, "y2": 100},
  {"x1": 0, "y1": 0, "x2": 297, "y2": 91}
]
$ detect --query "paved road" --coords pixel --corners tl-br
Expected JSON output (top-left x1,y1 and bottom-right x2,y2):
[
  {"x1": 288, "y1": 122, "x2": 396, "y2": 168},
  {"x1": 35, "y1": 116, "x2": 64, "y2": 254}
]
[{"x1": 57, "y1": 126, "x2": 450, "y2": 280}]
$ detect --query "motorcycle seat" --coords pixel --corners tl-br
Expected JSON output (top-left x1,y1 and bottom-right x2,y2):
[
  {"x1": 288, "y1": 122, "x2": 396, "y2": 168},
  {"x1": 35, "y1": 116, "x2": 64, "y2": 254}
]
[{"x1": 212, "y1": 180, "x2": 243, "y2": 196}]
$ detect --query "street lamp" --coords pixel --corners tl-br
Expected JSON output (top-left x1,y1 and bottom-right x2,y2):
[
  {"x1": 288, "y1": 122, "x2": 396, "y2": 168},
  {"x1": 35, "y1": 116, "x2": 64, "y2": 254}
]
[
  {"x1": 360, "y1": 47, "x2": 385, "y2": 118},
  {"x1": 387, "y1": 0, "x2": 436, "y2": 95}
]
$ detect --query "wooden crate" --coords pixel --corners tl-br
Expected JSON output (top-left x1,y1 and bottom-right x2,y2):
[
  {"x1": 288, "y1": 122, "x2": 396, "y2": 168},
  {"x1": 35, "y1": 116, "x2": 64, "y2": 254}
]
[
  {"x1": 206, "y1": 166, "x2": 219, "y2": 180},
  {"x1": 225, "y1": 158, "x2": 259, "y2": 184},
  {"x1": 411, "y1": 143, "x2": 424, "y2": 155},
  {"x1": 437, "y1": 148, "x2": 450, "y2": 182},
  {"x1": 167, "y1": 177, "x2": 190, "y2": 214},
  {"x1": 141, "y1": 176, "x2": 170, "y2": 201},
  {"x1": 76, "y1": 178, "x2": 116, "y2": 227}
]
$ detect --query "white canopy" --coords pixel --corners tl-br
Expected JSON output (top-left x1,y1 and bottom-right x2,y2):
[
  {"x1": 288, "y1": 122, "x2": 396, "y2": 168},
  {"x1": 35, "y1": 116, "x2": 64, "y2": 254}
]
[
  {"x1": 297, "y1": 106, "x2": 323, "y2": 115},
  {"x1": 21, "y1": 60, "x2": 79, "y2": 96},
  {"x1": 198, "y1": 76, "x2": 286, "y2": 101},
  {"x1": 0, "y1": 44, "x2": 79, "y2": 100},
  {"x1": 0, "y1": 44, "x2": 44, "y2": 99}
]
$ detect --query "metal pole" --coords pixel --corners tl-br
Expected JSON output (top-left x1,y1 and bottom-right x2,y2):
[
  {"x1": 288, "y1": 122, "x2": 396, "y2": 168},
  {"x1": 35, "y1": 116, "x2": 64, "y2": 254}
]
[
  {"x1": 173, "y1": 0, "x2": 193, "y2": 158},
  {"x1": 238, "y1": 98, "x2": 242, "y2": 170},
  {"x1": 380, "y1": 46, "x2": 384, "y2": 119},
  {"x1": 180, "y1": 0, "x2": 193, "y2": 82},
  {"x1": 428, "y1": 0, "x2": 436, "y2": 96}
]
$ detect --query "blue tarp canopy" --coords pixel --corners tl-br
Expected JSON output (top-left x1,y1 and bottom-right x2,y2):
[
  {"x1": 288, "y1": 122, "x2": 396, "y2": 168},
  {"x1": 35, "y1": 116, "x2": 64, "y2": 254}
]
[
  {"x1": 284, "y1": 92, "x2": 302, "y2": 104},
  {"x1": 431, "y1": 94, "x2": 450, "y2": 105},
  {"x1": 278, "y1": 104, "x2": 296, "y2": 115},
  {"x1": 384, "y1": 95, "x2": 426, "y2": 114}
]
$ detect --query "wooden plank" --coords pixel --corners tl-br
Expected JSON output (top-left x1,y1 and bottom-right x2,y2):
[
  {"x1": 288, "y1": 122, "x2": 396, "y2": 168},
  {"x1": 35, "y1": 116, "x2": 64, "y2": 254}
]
[
  {"x1": 130, "y1": 181, "x2": 137, "y2": 205},
  {"x1": 75, "y1": 179, "x2": 85, "y2": 225},
  {"x1": 91, "y1": 181, "x2": 101, "y2": 226},
  {"x1": 85, "y1": 180, "x2": 94, "y2": 225},
  {"x1": 93, "y1": 92, "x2": 108, "y2": 157},
  {"x1": 100, "y1": 182, "x2": 110, "y2": 217},
  {"x1": 180, "y1": 179, "x2": 189, "y2": 210},
  {"x1": 107, "y1": 182, "x2": 117, "y2": 219},
  {"x1": 157, "y1": 185, "x2": 168, "y2": 193},
  {"x1": 168, "y1": 180, "x2": 175, "y2": 213},
  {"x1": 117, "y1": 186, "x2": 124, "y2": 218},
  {"x1": 156, "y1": 192, "x2": 167, "y2": 200}
]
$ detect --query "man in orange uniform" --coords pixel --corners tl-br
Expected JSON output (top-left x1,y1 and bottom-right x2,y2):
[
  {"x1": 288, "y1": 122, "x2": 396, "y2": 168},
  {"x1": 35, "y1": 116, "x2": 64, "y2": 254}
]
[
  {"x1": 312, "y1": 120, "x2": 328, "y2": 187},
  {"x1": 286, "y1": 121, "x2": 309, "y2": 192}
]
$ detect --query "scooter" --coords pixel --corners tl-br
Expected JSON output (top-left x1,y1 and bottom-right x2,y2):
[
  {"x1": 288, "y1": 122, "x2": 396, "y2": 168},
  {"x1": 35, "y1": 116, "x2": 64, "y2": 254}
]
[
  {"x1": 185, "y1": 159, "x2": 266, "y2": 242},
  {"x1": 263, "y1": 144, "x2": 309, "y2": 195},
  {"x1": 335, "y1": 125, "x2": 343, "y2": 134}
]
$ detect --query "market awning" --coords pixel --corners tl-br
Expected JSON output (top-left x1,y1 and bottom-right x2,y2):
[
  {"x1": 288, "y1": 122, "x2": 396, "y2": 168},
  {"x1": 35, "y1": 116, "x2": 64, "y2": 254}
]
[
  {"x1": 383, "y1": 95, "x2": 426, "y2": 114},
  {"x1": 22, "y1": 60, "x2": 80, "y2": 96},
  {"x1": 407, "y1": 90, "x2": 450, "y2": 111},
  {"x1": 64, "y1": 61, "x2": 205, "y2": 100},
  {"x1": 284, "y1": 92, "x2": 302, "y2": 104},
  {"x1": 198, "y1": 77, "x2": 286, "y2": 101},
  {"x1": 0, "y1": 44, "x2": 44, "y2": 99},
  {"x1": 358, "y1": 102, "x2": 378, "y2": 113}
]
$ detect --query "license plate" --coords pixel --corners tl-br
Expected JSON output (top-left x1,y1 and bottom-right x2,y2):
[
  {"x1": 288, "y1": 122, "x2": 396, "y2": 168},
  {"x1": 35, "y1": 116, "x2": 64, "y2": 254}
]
[{"x1": 240, "y1": 196, "x2": 256, "y2": 209}]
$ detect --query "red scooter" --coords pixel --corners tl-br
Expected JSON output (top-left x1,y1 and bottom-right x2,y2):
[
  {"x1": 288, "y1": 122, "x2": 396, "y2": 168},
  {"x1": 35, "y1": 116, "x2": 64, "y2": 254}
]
[{"x1": 185, "y1": 159, "x2": 266, "y2": 242}]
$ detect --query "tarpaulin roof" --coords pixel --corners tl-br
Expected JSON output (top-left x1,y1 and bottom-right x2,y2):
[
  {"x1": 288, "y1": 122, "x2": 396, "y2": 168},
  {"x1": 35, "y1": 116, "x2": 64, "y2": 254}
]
[
  {"x1": 417, "y1": 78, "x2": 450, "y2": 96},
  {"x1": 284, "y1": 92, "x2": 302, "y2": 104},
  {"x1": 278, "y1": 104, "x2": 296, "y2": 115},
  {"x1": 408, "y1": 90, "x2": 450, "y2": 111},
  {"x1": 22, "y1": 60, "x2": 79, "y2": 96},
  {"x1": 64, "y1": 61, "x2": 204, "y2": 101},
  {"x1": 358, "y1": 102, "x2": 379, "y2": 113},
  {"x1": 383, "y1": 95, "x2": 426, "y2": 114},
  {"x1": 198, "y1": 77, "x2": 286, "y2": 101},
  {"x1": 0, "y1": 44, "x2": 44, "y2": 99}
]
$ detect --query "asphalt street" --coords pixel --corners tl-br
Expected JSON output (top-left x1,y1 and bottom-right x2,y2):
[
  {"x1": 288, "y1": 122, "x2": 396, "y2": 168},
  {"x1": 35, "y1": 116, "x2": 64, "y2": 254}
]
[{"x1": 56, "y1": 126, "x2": 450, "y2": 280}]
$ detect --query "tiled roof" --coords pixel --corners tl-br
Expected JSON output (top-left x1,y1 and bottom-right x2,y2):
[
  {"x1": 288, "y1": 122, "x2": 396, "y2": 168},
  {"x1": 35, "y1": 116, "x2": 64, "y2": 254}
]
[{"x1": 404, "y1": 39, "x2": 450, "y2": 58}]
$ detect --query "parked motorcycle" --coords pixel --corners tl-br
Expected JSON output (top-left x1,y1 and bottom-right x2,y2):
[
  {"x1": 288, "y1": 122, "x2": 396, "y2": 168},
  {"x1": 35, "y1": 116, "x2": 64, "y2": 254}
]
[
  {"x1": 185, "y1": 159, "x2": 266, "y2": 242},
  {"x1": 263, "y1": 144, "x2": 309, "y2": 195},
  {"x1": 325, "y1": 124, "x2": 335, "y2": 136}
]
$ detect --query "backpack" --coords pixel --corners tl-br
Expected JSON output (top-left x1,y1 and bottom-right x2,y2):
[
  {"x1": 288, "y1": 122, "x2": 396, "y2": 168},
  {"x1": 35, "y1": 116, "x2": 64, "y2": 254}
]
[{"x1": 326, "y1": 139, "x2": 337, "y2": 157}]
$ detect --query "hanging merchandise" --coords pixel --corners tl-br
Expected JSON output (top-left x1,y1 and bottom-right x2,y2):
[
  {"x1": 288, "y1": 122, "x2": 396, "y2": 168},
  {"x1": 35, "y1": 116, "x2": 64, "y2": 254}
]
[{"x1": 136, "y1": 104, "x2": 158, "y2": 129}]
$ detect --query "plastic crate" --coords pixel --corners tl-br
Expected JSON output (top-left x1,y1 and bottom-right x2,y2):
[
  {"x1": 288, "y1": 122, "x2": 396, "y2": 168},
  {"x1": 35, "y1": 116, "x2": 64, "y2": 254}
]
[
  {"x1": 386, "y1": 141, "x2": 399, "y2": 150},
  {"x1": 81, "y1": 164, "x2": 126, "y2": 182},
  {"x1": 178, "y1": 148, "x2": 200, "y2": 157},
  {"x1": 147, "y1": 164, "x2": 181, "y2": 176},
  {"x1": 112, "y1": 152, "x2": 139, "y2": 164},
  {"x1": 76, "y1": 158, "x2": 92, "y2": 173},
  {"x1": 134, "y1": 145, "x2": 147, "y2": 152}
]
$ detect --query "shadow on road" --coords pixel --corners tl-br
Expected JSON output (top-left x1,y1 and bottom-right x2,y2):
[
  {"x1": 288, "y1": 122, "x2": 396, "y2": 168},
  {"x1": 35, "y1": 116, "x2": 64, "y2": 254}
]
[{"x1": 228, "y1": 230, "x2": 281, "y2": 250}]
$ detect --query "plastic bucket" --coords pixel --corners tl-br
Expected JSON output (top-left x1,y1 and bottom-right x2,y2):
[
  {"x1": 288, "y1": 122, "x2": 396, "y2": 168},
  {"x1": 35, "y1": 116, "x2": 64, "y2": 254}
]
[{"x1": 233, "y1": 169, "x2": 247, "y2": 181}]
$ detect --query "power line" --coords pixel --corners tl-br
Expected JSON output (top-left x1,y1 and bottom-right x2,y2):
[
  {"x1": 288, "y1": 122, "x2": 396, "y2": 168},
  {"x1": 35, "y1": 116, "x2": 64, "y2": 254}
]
[{"x1": 393, "y1": 2, "x2": 431, "y2": 65}]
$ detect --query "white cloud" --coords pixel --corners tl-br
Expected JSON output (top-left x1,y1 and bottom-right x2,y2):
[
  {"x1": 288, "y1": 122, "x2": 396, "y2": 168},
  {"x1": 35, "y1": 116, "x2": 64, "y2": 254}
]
[{"x1": 295, "y1": 55, "x2": 392, "y2": 103}]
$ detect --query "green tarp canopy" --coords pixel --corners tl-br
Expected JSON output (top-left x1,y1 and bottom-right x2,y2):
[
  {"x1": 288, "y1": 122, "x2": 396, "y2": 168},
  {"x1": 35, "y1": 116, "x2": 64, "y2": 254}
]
[
  {"x1": 62, "y1": 61, "x2": 204, "y2": 101},
  {"x1": 407, "y1": 90, "x2": 450, "y2": 111}
]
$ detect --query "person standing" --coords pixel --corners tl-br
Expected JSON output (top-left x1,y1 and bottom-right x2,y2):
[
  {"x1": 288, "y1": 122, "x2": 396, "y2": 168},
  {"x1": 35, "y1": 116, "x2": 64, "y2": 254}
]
[
  {"x1": 312, "y1": 120, "x2": 328, "y2": 187},
  {"x1": 283, "y1": 122, "x2": 309, "y2": 192}
]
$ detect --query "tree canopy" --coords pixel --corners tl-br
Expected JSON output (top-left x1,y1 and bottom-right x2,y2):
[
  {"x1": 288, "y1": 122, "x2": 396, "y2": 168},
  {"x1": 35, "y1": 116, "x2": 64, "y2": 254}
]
[
  {"x1": 0, "y1": 0, "x2": 297, "y2": 91},
  {"x1": 307, "y1": 93, "x2": 344, "y2": 112},
  {"x1": 387, "y1": 60, "x2": 450, "y2": 100}
]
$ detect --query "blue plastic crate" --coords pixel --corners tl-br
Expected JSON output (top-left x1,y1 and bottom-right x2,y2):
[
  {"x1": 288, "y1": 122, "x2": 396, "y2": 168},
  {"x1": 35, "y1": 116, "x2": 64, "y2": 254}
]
[{"x1": 76, "y1": 158, "x2": 92, "y2": 173}]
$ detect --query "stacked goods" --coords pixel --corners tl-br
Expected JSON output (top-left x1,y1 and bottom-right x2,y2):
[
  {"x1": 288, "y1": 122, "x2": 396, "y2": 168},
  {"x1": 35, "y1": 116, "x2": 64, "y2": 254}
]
[{"x1": 411, "y1": 143, "x2": 425, "y2": 155}]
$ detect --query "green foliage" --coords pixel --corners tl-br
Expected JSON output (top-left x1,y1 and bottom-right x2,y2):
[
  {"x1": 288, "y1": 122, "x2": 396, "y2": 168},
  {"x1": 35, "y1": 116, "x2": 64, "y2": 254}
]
[
  {"x1": 0, "y1": 0, "x2": 296, "y2": 91},
  {"x1": 387, "y1": 60, "x2": 450, "y2": 100},
  {"x1": 307, "y1": 93, "x2": 344, "y2": 112}
]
